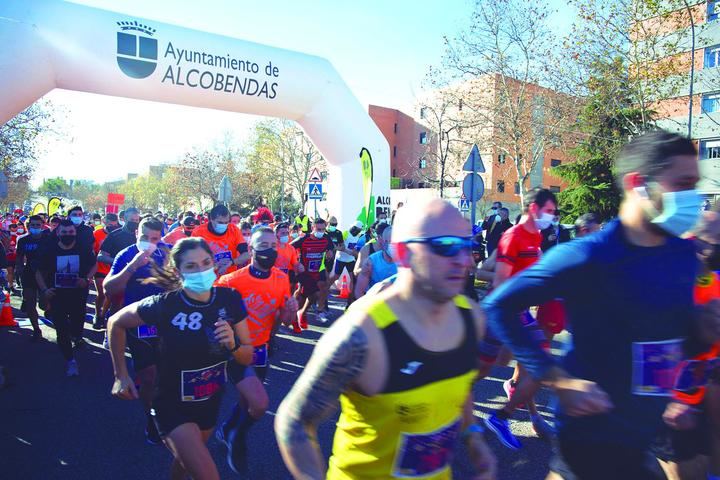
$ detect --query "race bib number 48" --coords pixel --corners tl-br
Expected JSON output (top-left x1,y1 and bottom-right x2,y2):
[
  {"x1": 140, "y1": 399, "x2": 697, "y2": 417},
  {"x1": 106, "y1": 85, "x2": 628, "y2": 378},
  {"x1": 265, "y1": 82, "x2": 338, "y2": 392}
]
[
  {"x1": 392, "y1": 419, "x2": 460, "y2": 478},
  {"x1": 632, "y1": 339, "x2": 683, "y2": 396}
]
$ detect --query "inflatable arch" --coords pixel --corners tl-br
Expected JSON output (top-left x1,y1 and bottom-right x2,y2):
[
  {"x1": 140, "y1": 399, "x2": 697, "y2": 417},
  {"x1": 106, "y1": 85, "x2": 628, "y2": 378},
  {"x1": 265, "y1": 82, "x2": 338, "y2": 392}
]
[{"x1": 0, "y1": 0, "x2": 390, "y2": 227}]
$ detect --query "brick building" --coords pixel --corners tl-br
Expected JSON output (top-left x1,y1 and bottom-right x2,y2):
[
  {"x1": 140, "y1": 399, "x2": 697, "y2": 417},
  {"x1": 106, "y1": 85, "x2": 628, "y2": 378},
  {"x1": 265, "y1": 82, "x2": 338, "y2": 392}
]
[
  {"x1": 368, "y1": 105, "x2": 438, "y2": 188},
  {"x1": 644, "y1": 0, "x2": 720, "y2": 198}
]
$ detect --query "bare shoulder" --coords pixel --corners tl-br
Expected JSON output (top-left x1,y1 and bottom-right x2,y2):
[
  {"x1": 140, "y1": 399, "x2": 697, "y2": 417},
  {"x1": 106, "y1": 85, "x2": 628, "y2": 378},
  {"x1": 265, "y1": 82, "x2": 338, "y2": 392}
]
[{"x1": 463, "y1": 295, "x2": 486, "y2": 342}]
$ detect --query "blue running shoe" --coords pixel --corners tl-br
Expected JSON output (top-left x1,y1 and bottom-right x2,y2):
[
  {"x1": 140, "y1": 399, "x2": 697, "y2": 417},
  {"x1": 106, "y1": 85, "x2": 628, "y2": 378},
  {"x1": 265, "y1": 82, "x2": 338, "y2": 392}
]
[{"x1": 483, "y1": 412, "x2": 522, "y2": 450}]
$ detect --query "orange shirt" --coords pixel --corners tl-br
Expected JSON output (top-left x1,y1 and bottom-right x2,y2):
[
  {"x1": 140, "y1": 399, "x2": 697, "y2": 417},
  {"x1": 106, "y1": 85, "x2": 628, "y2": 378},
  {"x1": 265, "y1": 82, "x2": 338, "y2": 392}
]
[
  {"x1": 192, "y1": 223, "x2": 246, "y2": 274},
  {"x1": 163, "y1": 226, "x2": 191, "y2": 246},
  {"x1": 93, "y1": 228, "x2": 111, "y2": 275},
  {"x1": 275, "y1": 242, "x2": 299, "y2": 275},
  {"x1": 216, "y1": 266, "x2": 290, "y2": 346}
]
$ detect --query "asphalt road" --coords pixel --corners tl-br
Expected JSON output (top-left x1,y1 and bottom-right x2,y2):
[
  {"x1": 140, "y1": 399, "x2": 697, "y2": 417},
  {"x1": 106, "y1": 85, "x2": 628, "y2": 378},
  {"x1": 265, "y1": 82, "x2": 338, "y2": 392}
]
[{"x1": 0, "y1": 287, "x2": 560, "y2": 480}]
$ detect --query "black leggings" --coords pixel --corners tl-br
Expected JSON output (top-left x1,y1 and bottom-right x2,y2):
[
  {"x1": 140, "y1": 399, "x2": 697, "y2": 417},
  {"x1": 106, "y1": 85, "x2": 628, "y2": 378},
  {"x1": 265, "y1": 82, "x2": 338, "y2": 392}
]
[{"x1": 49, "y1": 290, "x2": 88, "y2": 360}]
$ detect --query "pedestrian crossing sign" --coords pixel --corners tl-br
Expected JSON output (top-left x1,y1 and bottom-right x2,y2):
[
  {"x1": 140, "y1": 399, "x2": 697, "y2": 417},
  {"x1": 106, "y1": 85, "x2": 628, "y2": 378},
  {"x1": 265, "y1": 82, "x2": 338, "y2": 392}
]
[
  {"x1": 308, "y1": 182, "x2": 323, "y2": 199},
  {"x1": 459, "y1": 198, "x2": 470, "y2": 212}
]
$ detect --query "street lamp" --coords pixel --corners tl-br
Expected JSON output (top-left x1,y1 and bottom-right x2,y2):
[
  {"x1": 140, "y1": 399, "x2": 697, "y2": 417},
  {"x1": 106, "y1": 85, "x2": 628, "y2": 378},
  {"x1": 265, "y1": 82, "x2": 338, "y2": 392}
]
[{"x1": 683, "y1": 0, "x2": 696, "y2": 138}]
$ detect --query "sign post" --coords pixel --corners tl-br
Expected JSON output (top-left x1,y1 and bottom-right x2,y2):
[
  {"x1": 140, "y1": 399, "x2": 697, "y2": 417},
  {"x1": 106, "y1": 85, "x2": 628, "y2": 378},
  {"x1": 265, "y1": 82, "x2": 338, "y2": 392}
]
[
  {"x1": 462, "y1": 144, "x2": 486, "y2": 226},
  {"x1": 307, "y1": 168, "x2": 323, "y2": 219}
]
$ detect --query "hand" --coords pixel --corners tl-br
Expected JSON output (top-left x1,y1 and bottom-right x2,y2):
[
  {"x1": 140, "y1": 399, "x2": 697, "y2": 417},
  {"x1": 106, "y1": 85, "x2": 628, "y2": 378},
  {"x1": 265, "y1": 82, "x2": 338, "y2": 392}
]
[
  {"x1": 281, "y1": 296, "x2": 299, "y2": 325},
  {"x1": 44, "y1": 288, "x2": 56, "y2": 300},
  {"x1": 112, "y1": 375, "x2": 139, "y2": 400},
  {"x1": 663, "y1": 402, "x2": 698, "y2": 431},
  {"x1": 466, "y1": 433, "x2": 497, "y2": 480},
  {"x1": 128, "y1": 250, "x2": 150, "y2": 272},
  {"x1": 553, "y1": 377, "x2": 613, "y2": 417},
  {"x1": 214, "y1": 320, "x2": 236, "y2": 350}
]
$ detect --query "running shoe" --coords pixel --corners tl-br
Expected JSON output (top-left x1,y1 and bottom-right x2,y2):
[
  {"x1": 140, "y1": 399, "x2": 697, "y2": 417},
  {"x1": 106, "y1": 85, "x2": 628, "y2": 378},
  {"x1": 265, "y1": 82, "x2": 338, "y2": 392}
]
[
  {"x1": 291, "y1": 321, "x2": 303, "y2": 334},
  {"x1": 31, "y1": 330, "x2": 43, "y2": 342},
  {"x1": 145, "y1": 414, "x2": 162, "y2": 445},
  {"x1": 531, "y1": 414, "x2": 555, "y2": 439},
  {"x1": 103, "y1": 332, "x2": 110, "y2": 350},
  {"x1": 483, "y1": 412, "x2": 521, "y2": 450},
  {"x1": 298, "y1": 314, "x2": 308, "y2": 330},
  {"x1": 66, "y1": 360, "x2": 79, "y2": 377},
  {"x1": 503, "y1": 379, "x2": 516, "y2": 400},
  {"x1": 317, "y1": 311, "x2": 329, "y2": 324},
  {"x1": 92, "y1": 316, "x2": 105, "y2": 330}
]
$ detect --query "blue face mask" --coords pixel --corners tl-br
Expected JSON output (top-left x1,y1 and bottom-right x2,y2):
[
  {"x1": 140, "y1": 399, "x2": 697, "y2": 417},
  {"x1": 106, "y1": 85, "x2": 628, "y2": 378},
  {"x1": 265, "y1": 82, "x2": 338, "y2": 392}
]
[
  {"x1": 279, "y1": 235, "x2": 289, "y2": 244},
  {"x1": 29, "y1": 227, "x2": 42, "y2": 236},
  {"x1": 213, "y1": 222, "x2": 228, "y2": 234},
  {"x1": 643, "y1": 186, "x2": 702, "y2": 237},
  {"x1": 182, "y1": 267, "x2": 217, "y2": 293},
  {"x1": 70, "y1": 216, "x2": 83, "y2": 225}
]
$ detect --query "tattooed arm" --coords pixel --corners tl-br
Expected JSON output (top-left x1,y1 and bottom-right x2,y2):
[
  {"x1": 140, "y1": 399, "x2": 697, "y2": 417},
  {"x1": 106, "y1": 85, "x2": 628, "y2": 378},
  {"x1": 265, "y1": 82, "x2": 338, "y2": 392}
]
[{"x1": 274, "y1": 318, "x2": 369, "y2": 479}]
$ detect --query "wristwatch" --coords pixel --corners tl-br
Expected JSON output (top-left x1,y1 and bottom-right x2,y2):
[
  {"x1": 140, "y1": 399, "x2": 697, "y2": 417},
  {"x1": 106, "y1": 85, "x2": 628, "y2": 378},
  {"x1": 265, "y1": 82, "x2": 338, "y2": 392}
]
[{"x1": 462, "y1": 423, "x2": 485, "y2": 439}]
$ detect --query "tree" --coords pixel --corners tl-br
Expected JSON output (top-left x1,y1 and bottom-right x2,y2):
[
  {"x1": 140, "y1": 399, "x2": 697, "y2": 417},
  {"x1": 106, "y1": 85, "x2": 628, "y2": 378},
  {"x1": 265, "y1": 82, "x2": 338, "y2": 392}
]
[
  {"x1": 245, "y1": 120, "x2": 326, "y2": 214},
  {"x1": 1, "y1": 101, "x2": 56, "y2": 209},
  {"x1": 553, "y1": 58, "x2": 639, "y2": 222},
  {"x1": 437, "y1": 0, "x2": 581, "y2": 205},
  {"x1": 39, "y1": 177, "x2": 70, "y2": 197}
]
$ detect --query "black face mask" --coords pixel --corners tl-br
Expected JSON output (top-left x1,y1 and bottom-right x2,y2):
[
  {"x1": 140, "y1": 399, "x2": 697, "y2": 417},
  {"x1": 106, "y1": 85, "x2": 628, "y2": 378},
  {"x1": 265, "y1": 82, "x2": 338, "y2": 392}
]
[
  {"x1": 107, "y1": 224, "x2": 121, "y2": 232},
  {"x1": 183, "y1": 229, "x2": 194, "y2": 236},
  {"x1": 60, "y1": 235, "x2": 75, "y2": 246},
  {"x1": 125, "y1": 221, "x2": 139, "y2": 232},
  {"x1": 350, "y1": 226, "x2": 361, "y2": 236},
  {"x1": 254, "y1": 248, "x2": 278, "y2": 270},
  {"x1": 707, "y1": 245, "x2": 720, "y2": 271}
]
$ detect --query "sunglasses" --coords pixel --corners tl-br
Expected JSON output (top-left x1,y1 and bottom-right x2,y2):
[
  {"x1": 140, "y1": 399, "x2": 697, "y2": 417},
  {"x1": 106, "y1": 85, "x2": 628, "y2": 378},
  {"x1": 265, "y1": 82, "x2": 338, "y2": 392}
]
[{"x1": 403, "y1": 236, "x2": 473, "y2": 257}]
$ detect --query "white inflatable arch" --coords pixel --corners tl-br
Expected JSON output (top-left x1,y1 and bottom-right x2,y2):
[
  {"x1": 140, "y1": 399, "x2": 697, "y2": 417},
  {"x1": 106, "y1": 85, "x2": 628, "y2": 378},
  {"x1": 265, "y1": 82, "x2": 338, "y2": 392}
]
[{"x1": 0, "y1": 0, "x2": 390, "y2": 227}]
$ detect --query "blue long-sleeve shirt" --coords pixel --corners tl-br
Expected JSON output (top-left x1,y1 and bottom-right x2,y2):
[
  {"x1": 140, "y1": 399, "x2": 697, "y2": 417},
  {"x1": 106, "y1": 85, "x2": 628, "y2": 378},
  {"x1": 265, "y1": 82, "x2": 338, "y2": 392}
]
[{"x1": 482, "y1": 219, "x2": 697, "y2": 446}]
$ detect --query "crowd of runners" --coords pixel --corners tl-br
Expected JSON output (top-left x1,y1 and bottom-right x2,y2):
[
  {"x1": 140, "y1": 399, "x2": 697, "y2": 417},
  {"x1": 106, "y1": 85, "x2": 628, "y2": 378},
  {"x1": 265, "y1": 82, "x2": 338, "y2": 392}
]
[{"x1": 0, "y1": 129, "x2": 719, "y2": 479}]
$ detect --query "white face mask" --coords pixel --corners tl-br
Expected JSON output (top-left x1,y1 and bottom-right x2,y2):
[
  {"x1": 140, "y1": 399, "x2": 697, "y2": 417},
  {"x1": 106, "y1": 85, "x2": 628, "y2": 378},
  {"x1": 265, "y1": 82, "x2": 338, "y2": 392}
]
[
  {"x1": 495, "y1": 214, "x2": 501, "y2": 222},
  {"x1": 137, "y1": 241, "x2": 157, "y2": 254},
  {"x1": 535, "y1": 212, "x2": 555, "y2": 230}
]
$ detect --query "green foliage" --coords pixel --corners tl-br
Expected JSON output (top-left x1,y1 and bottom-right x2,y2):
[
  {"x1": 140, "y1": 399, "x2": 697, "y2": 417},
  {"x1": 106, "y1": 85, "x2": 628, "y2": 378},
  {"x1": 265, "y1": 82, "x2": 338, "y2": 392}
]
[{"x1": 553, "y1": 58, "x2": 646, "y2": 222}]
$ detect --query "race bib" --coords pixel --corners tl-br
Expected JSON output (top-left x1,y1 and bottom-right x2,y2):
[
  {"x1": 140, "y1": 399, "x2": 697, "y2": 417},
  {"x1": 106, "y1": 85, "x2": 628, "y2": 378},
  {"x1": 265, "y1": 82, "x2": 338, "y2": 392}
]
[
  {"x1": 252, "y1": 344, "x2": 268, "y2": 367},
  {"x1": 55, "y1": 272, "x2": 79, "y2": 288},
  {"x1": 632, "y1": 339, "x2": 683, "y2": 396},
  {"x1": 137, "y1": 324, "x2": 158, "y2": 339},
  {"x1": 180, "y1": 361, "x2": 227, "y2": 402},
  {"x1": 308, "y1": 260, "x2": 322, "y2": 273},
  {"x1": 392, "y1": 419, "x2": 460, "y2": 478},
  {"x1": 214, "y1": 251, "x2": 233, "y2": 264}
]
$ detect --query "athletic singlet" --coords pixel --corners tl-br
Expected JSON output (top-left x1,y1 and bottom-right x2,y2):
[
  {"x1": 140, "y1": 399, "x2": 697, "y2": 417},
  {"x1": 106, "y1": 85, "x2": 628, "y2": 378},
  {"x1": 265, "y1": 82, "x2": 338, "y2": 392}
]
[
  {"x1": 368, "y1": 250, "x2": 398, "y2": 289},
  {"x1": 327, "y1": 296, "x2": 478, "y2": 480},
  {"x1": 291, "y1": 234, "x2": 333, "y2": 274}
]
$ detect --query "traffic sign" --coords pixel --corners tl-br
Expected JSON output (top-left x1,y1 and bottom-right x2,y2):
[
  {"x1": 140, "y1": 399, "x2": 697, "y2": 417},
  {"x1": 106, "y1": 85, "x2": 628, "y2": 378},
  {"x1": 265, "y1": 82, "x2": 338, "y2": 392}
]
[
  {"x1": 308, "y1": 168, "x2": 322, "y2": 183},
  {"x1": 308, "y1": 182, "x2": 323, "y2": 200},
  {"x1": 459, "y1": 198, "x2": 470, "y2": 212},
  {"x1": 462, "y1": 144, "x2": 485, "y2": 173},
  {"x1": 462, "y1": 173, "x2": 484, "y2": 202}
]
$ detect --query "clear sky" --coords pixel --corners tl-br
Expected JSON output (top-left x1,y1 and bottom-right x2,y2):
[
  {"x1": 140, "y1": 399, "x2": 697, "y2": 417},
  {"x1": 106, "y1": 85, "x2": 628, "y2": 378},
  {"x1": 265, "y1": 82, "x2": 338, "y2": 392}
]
[{"x1": 33, "y1": 0, "x2": 573, "y2": 187}]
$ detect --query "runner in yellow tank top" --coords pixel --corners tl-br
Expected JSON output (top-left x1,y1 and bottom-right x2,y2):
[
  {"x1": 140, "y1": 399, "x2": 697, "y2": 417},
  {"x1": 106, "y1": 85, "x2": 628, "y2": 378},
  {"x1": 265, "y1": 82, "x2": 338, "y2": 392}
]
[{"x1": 275, "y1": 198, "x2": 497, "y2": 479}]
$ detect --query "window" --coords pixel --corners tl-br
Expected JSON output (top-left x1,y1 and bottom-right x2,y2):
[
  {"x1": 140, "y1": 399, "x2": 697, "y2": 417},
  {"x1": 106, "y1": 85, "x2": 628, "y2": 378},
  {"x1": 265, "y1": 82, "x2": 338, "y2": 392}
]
[
  {"x1": 393, "y1": 123, "x2": 398, "y2": 134},
  {"x1": 710, "y1": 1, "x2": 719, "y2": 22},
  {"x1": 419, "y1": 158, "x2": 427, "y2": 169},
  {"x1": 419, "y1": 132, "x2": 428, "y2": 144},
  {"x1": 392, "y1": 168, "x2": 397, "y2": 176},
  {"x1": 498, "y1": 154, "x2": 506, "y2": 164},
  {"x1": 497, "y1": 180, "x2": 505, "y2": 193},
  {"x1": 514, "y1": 182, "x2": 520, "y2": 194},
  {"x1": 393, "y1": 145, "x2": 397, "y2": 158},
  {"x1": 420, "y1": 107, "x2": 427, "y2": 119},
  {"x1": 706, "y1": 45, "x2": 720, "y2": 68},
  {"x1": 702, "y1": 93, "x2": 720, "y2": 113},
  {"x1": 550, "y1": 186, "x2": 561, "y2": 193},
  {"x1": 701, "y1": 139, "x2": 720, "y2": 159},
  {"x1": 550, "y1": 159, "x2": 562, "y2": 167}
]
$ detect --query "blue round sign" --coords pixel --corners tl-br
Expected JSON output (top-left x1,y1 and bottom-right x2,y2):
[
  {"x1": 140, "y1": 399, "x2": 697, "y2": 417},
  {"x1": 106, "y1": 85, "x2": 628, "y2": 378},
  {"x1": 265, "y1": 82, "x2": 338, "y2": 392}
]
[{"x1": 461, "y1": 173, "x2": 484, "y2": 202}]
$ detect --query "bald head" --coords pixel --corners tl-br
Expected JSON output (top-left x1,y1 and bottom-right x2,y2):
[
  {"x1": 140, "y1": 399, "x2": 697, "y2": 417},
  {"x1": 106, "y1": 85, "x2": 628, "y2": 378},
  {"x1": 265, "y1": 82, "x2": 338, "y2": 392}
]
[{"x1": 392, "y1": 198, "x2": 471, "y2": 243}]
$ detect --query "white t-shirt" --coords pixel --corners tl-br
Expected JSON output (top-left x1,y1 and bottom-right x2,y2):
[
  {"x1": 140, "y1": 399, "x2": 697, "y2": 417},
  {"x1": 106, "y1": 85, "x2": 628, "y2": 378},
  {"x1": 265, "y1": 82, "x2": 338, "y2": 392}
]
[{"x1": 337, "y1": 231, "x2": 361, "y2": 263}]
